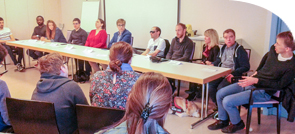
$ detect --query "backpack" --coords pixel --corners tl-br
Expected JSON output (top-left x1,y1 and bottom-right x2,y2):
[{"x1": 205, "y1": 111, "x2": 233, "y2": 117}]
[{"x1": 73, "y1": 70, "x2": 89, "y2": 83}]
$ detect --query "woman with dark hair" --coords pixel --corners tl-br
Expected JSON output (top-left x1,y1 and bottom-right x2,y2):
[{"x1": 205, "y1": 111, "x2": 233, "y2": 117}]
[
  {"x1": 40, "y1": 20, "x2": 66, "y2": 43},
  {"x1": 90, "y1": 41, "x2": 140, "y2": 110},
  {"x1": 97, "y1": 72, "x2": 172, "y2": 134},
  {"x1": 86, "y1": 18, "x2": 108, "y2": 72}
]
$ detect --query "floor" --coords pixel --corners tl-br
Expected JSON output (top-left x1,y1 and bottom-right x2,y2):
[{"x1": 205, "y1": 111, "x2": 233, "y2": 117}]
[{"x1": 1, "y1": 61, "x2": 294, "y2": 134}]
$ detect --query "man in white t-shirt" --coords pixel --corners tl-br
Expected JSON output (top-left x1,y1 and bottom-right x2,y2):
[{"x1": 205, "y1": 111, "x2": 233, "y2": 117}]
[
  {"x1": 0, "y1": 17, "x2": 24, "y2": 71},
  {"x1": 141, "y1": 26, "x2": 166, "y2": 58}
]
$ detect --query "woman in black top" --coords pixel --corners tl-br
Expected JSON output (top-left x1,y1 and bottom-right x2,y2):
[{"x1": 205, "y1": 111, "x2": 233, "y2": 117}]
[{"x1": 186, "y1": 29, "x2": 220, "y2": 100}]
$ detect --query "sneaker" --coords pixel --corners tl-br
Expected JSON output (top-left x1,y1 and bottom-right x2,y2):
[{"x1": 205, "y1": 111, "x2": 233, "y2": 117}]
[
  {"x1": 221, "y1": 120, "x2": 245, "y2": 133},
  {"x1": 16, "y1": 63, "x2": 24, "y2": 72},
  {"x1": 208, "y1": 120, "x2": 229, "y2": 130},
  {"x1": 34, "y1": 63, "x2": 38, "y2": 68}
]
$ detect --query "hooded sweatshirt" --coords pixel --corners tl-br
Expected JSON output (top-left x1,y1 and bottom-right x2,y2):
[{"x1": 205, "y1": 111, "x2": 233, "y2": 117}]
[{"x1": 31, "y1": 73, "x2": 88, "y2": 134}]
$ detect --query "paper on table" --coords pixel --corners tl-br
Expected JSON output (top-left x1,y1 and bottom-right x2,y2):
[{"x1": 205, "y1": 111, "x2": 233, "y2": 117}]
[
  {"x1": 202, "y1": 68, "x2": 218, "y2": 72},
  {"x1": 169, "y1": 60, "x2": 183, "y2": 65},
  {"x1": 83, "y1": 48, "x2": 94, "y2": 53},
  {"x1": 64, "y1": 45, "x2": 74, "y2": 50},
  {"x1": 50, "y1": 43, "x2": 59, "y2": 47}
]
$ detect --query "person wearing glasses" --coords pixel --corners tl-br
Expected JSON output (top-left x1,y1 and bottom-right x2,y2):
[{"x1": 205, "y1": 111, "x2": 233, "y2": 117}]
[
  {"x1": 108, "y1": 19, "x2": 132, "y2": 48},
  {"x1": 68, "y1": 18, "x2": 91, "y2": 76},
  {"x1": 141, "y1": 26, "x2": 166, "y2": 58}
]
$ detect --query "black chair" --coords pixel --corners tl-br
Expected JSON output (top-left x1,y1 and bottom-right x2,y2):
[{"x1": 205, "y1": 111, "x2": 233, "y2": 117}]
[
  {"x1": 76, "y1": 104, "x2": 125, "y2": 134},
  {"x1": 162, "y1": 39, "x2": 171, "y2": 58},
  {"x1": 246, "y1": 88, "x2": 283, "y2": 134},
  {"x1": 6, "y1": 97, "x2": 59, "y2": 134}
]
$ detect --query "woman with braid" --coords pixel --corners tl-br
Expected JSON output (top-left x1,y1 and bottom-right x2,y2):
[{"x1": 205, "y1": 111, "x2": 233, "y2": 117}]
[
  {"x1": 97, "y1": 72, "x2": 172, "y2": 134},
  {"x1": 90, "y1": 41, "x2": 140, "y2": 110}
]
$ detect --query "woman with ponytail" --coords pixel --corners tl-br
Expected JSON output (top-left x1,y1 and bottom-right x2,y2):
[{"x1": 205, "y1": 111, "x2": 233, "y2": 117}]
[
  {"x1": 89, "y1": 41, "x2": 141, "y2": 110},
  {"x1": 97, "y1": 72, "x2": 172, "y2": 134}
]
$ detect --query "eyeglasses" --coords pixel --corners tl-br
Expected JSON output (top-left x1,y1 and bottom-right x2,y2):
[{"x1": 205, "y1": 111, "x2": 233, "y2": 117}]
[
  {"x1": 73, "y1": 23, "x2": 79, "y2": 25},
  {"x1": 117, "y1": 24, "x2": 125, "y2": 27},
  {"x1": 150, "y1": 31, "x2": 156, "y2": 33}
]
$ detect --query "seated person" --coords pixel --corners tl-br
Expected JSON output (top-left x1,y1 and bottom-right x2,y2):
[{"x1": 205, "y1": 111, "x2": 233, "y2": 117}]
[
  {"x1": 90, "y1": 41, "x2": 141, "y2": 110},
  {"x1": 108, "y1": 19, "x2": 132, "y2": 48},
  {"x1": 28, "y1": 16, "x2": 47, "y2": 61},
  {"x1": 0, "y1": 45, "x2": 11, "y2": 131},
  {"x1": 31, "y1": 52, "x2": 88, "y2": 134},
  {"x1": 186, "y1": 28, "x2": 220, "y2": 100},
  {"x1": 68, "y1": 18, "x2": 91, "y2": 76},
  {"x1": 141, "y1": 26, "x2": 166, "y2": 58},
  {"x1": 0, "y1": 17, "x2": 24, "y2": 71},
  {"x1": 166, "y1": 23, "x2": 194, "y2": 93},
  {"x1": 208, "y1": 31, "x2": 295, "y2": 133},
  {"x1": 41, "y1": 20, "x2": 67, "y2": 43},
  {"x1": 97, "y1": 72, "x2": 172, "y2": 134},
  {"x1": 206, "y1": 29, "x2": 250, "y2": 107},
  {"x1": 85, "y1": 19, "x2": 108, "y2": 73}
]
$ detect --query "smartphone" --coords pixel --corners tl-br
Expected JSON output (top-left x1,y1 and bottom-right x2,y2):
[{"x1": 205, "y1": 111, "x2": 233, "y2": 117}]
[{"x1": 0, "y1": 70, "x2": 8, "y2": 76}]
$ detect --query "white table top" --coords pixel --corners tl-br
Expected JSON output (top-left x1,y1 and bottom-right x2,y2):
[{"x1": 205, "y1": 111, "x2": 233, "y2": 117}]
[{"x1": 7, "y1": 40, "x2": 231, "y2": 84}]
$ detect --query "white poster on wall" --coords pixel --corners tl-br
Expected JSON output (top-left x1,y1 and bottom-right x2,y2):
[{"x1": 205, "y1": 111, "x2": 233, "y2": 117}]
[{"x1": 81, "y1": 1, "x2": 100, "y2": 32}]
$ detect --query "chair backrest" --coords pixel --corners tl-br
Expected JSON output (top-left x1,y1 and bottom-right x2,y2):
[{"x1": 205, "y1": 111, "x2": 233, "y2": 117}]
[
  {"x1": 130, "y1": 36, "x2": 134, "y2": 46},
  {"x1": 76, "y1": 104, "x2": 125, "y2": 134},
  {"x1": 66, "y1": 30, "x2": 72, "y2": 42},
  {"x1": 106, "y1": 34, "x2": 110, "y2": 46},
  {"x1": 189, "y1": 42, "x2": 196, "y2": 62},
  {"x1": 245, "y1": 48, "x2": 251, "y2": 60},
  {"x1": 6, "y1": 98, "x2": 59, "y2": 134},
  {"x1": 163, "y1": 39, "x2": 171, "y2": 58}
]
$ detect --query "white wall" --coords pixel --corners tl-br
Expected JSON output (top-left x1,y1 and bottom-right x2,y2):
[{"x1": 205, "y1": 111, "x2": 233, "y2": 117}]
[
  {"x1": 0, "y1": 0, "x2": 61, "y2": 40},
  {"x1": 180, "y1": 0, "x2": 272, "y2": 71}
]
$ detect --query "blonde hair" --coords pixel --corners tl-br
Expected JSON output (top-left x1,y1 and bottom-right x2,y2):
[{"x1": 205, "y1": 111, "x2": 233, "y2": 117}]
[
  {"x1": 204, "y1": 29, "x2": 219, "y2": 48},
  {"x1": 38, "y1": 52, "x2": 63, "y2": 75},
  {"x1": 100, "y1": 72, "x2": 172, "y2": 134}
]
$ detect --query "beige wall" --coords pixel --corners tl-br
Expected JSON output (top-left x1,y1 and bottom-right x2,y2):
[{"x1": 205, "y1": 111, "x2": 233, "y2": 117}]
[
  {"x1": 0, "y1": 0, "x2": 61, "y2": 40},
  {"x1": 60, "y1": 0, "x2": 104, "y2": 37},
  {"x1": 180, "y1": 0, "x2": 272, "y2": 71}
]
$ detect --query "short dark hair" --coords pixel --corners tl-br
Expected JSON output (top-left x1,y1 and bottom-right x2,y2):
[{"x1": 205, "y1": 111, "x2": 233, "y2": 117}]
[
  {"x1": 36, "y1": 16, "x2": 44, "y2": 20},
  {"x1": 223, "y1": 29, "x2": 236, "y2": 37},
  {"x1": 0, "y1": 17, "x2": 3, "y2": 21},
  {"x1": 154, "y1": 26, "x2": 161, "y2": 36},
  {"x1": 0, "y1": 45, "x2": 8, "y2": 63},
  {"x1": 177, "y1": 23, "x2": 186, "y2": 30},
  {"x1": 277, "y1": 31, "x2": 295, "y2": 51},
  {"x1": 73, "y1": 18, "x2": 80, "y2": 24}
]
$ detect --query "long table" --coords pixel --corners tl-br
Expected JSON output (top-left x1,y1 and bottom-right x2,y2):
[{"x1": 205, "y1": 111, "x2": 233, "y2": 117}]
[{"x1": 7, "y1": 40, "x2": 231, "y2": 128}]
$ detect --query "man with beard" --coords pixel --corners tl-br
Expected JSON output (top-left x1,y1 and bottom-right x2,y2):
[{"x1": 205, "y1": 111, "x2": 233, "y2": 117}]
[
  {"x1": 166, "y1": 23, "x2": 194, "y2": 93},
  {"x1": 28, "y1": 16, "x2": 47, "y2": 61}
]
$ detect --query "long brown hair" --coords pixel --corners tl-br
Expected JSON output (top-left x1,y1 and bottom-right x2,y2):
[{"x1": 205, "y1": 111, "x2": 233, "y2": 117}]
[
  {"x1": 109, "y1": 41, "x2": 133, "y2": 73},
  {"x1": 46, "y1": 20, "x2": 57, "y2": 40},
  {"x1": 100, "y1": 72, "x2": 172, "y2": 134}
]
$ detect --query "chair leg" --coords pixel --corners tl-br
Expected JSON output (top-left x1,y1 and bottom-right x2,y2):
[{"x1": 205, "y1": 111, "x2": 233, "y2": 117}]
[
  {"x1": 246, "y1": 106, "x2": 253, "y2": 134},
  {"x1": 238, "y1": 106, "x2": 241, "y2": 113},
  {"x1": 276, "y1": 104, "x2": 281, "y2": 134},
  {"x1": 177, "y1": 80, "x2": 181, "y2": 96},
  {"x1": 257, "y1": 107, "x2": 261, "y2": 124}
]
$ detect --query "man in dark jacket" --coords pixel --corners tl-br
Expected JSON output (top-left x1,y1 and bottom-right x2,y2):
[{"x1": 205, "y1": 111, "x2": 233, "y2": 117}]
[
  {"x1": 31, "y1": 53, "x2": 88, "y2": 134},
  {"x1": 208, "y1": 31, "x2": 295, "y2": 133},
  {"x1": 206, "y1": 29, "x2": 250, "y2": 106}
]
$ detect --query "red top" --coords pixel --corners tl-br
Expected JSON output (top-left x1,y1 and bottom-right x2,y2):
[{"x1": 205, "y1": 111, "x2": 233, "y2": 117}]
[{"x1": 85, "y1": 29, "x2": 107, "y2": 48}]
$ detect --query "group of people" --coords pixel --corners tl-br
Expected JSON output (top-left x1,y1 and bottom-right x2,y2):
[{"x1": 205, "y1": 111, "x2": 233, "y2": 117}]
[{"x1": 1, "y1": 15, "x2": 295, "y2": 133}]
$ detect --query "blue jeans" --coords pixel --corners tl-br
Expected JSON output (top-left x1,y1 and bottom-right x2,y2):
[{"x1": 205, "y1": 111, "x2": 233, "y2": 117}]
[{"x1": 217, "y1": 83, "x2": 271, "y2": 124}]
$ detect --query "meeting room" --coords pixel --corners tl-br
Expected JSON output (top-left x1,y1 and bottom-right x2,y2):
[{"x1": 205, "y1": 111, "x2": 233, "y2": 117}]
[{"x1": 0, "y1": 0, "x2": 294, "y2": 133}]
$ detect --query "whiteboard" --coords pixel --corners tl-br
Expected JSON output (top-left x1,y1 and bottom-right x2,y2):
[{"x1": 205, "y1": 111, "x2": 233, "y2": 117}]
[
  {"x1": 81, "y1": 1, "x2": 100, "y2": 32},
  {"x1": 105, "y1": 0, "x2": 178, "y2": 48}
]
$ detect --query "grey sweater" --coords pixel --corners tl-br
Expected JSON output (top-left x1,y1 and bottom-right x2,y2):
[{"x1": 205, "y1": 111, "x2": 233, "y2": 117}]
[
  {"x1": 166, "y1": 36, "x2": 194, "y2": 62},
  {"x1": 31, "y1": 73, "x2": 88, "y2": 134}
]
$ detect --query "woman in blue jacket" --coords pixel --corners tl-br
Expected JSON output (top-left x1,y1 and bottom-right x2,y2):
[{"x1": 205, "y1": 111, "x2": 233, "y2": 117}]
[
  {"x1": 41, "y1": 20, "x2": 66, "y2": 43},
  {"x1": 108, "y1": 19, "x2": 132, "y2": 48}
]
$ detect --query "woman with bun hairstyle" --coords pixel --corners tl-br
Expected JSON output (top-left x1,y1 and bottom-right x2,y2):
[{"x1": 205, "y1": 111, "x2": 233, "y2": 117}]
[
  {"x1": 97, "y1": 72, "x2": 172, "y2": 134},
  {"x1": 89, "y1": 41, "x2": 141, "y2": 110}
]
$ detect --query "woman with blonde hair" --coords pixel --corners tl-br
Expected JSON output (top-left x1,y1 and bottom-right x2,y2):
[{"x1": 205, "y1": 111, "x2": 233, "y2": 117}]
[
  {"x1": 41, "y1": 20, "x2": 66, "y2": 43},
  {"x1": 90, "y1": 41, "x2": 140, "y2": 110},
  {"x1": 186, "y1": 29, "x2": 220, "y2": 100},
  {"x1": 97, "y1": 72, "x2": 172, "y2": 134}
]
